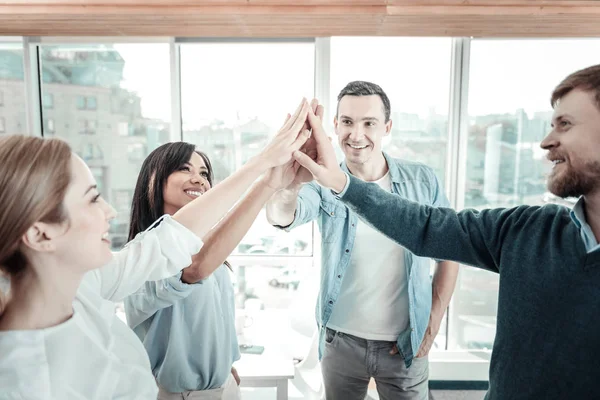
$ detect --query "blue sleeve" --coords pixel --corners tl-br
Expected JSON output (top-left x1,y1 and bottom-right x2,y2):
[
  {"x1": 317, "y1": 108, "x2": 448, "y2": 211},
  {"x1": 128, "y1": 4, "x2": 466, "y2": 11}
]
[
  {"x1": 278, "y1": 182, "x2": 323, "y2": 232},
  {"x1": 429, "y1": 168, "x2": 451, "y2": 208},
  {"x1": 124, "y1": 271, "x2": 200, "y2": 330}
]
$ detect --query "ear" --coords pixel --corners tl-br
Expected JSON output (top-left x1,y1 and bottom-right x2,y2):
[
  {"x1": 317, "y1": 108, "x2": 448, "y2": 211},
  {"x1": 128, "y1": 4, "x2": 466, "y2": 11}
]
[
  {"x1": 21, "y1": 222, "x2": 58, "y2": 253},
  {"x1": 333, "y1": 116, "x2": 339, "y2": 135},
  {"x1": 384, "y1": 119, "x2": 393, "y2": 136}
]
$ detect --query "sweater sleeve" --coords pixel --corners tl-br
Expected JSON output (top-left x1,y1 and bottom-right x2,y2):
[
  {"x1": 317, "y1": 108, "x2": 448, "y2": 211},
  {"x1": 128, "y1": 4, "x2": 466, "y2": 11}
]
[{"x1": 339, "y1": 174, "x2": 530, "y2": 273}]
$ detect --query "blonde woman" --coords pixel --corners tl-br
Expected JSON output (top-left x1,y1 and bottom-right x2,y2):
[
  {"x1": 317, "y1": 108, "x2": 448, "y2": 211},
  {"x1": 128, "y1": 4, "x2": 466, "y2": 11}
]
[{"x1": 0, "y1": 98, "x2": 310, "y2": 400}]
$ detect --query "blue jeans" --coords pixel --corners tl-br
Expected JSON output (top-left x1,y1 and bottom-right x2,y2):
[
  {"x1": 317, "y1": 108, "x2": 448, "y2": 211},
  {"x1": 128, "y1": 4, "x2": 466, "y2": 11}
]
[{"x1": 321, "y1": 328, "x2": 429, "y2": 400}]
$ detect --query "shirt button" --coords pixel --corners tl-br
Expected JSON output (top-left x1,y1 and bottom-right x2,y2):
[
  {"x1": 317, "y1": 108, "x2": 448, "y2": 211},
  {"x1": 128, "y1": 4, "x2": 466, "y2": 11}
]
[
  {"x1": 345, "y1": 249, "x2": 349, "y2": 253},
  {"x1": 337, "y1": 275, "x2": 341, "y2": 278},
  {"x1": 329, "y1": 300, "x2": 333, "y2": 305},
  {"x1": 351, "y1": 223, "x2": 355, "y2": 227},
  {"x1": 330, "y1": 211, "x2": 334, "y2": 216}
]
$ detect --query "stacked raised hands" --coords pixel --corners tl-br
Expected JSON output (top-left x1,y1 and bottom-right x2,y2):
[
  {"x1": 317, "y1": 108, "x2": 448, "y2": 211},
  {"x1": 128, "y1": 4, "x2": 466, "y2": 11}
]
[
  {"x1": 289, "y1": 101, "x2": 348, "y2": 194},
  {"x1": 257, "y1": 98, "x2": 314, "y2": 169},
  {"x1": 264, "y1": 99, "x2": 323, "y2": 191}
]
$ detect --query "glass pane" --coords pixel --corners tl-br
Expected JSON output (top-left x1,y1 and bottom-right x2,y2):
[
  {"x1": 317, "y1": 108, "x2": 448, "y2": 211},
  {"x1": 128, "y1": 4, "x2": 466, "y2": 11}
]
[
  {"x1": 231, "y1": 260, "x2": 317, "y2": 361},
  {"x1": 330, "y1": 37, "x2": 453, "y2": 187},
  {"x1": 452, "y1": 38, "x2": 600, "y2": 351},
  {"x1": 39, "y1": 44, "x2": 172, "y2": 250},
  {"x1": 180, "y1": 42, "x2": 315, "y2": 256},
  {"x1": 0, "y1": 41, "x2": 27, "y2": 135}
]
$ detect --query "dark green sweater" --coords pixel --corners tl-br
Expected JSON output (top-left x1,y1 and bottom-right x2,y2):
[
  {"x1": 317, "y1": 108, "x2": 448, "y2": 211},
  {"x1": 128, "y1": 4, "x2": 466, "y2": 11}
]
[{"x1": 340, "y1": 175, "x2": 600, "y2": 400}]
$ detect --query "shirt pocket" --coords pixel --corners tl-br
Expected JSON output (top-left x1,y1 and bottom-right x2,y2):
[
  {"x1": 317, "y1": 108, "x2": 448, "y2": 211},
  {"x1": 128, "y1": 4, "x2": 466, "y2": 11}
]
[{"x1": 319, "y1": 201, "x2": 348, "y2": 243}]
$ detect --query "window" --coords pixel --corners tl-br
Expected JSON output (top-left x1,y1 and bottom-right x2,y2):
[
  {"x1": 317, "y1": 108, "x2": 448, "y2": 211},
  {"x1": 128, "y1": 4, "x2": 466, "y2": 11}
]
[
  {"x1": 40, "y1": 43, "x2": 172, "y2": 249},
  {"x1": 452, "y1": 38, "x2": 600, "y2": 352},
  {"x1": 43, "y1": 93, "x2": 54, "y2": 109},
  {"x1": 180, "y1": 41, "x2": 315, "y2": 257},
  {"x1": 76, "y1": 95, "x2": 97, "y2": 110},
  {"x1": 180, "y1": 41, "x2": 316, "y2": 350},
  {"x1": 330, "y1": 37, "x2": 453, "y2": 188},
  {"x1": 78, "y1": 119, "x2": 97, "y2": 134},
  {"x1": 44, "y1": 118, "x2": 55, "y2": 133},
  {"x1": 87, "y1": 96, "x2": 97, "y2": 110},
  {"x1": 127, "y1": 142, "x2": 146, "y2": 162},
  {"x1": 0, "y1": 42, "x2": 27, "y2": 135},
  {"x1": 76, "y1": 95, "x2": 86, "y2": 110}
]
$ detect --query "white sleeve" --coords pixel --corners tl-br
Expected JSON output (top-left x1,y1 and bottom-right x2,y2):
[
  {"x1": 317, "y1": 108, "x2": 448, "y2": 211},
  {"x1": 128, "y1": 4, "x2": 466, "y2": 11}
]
[{"x1": 89, "y1": 215, "x2": 203, "y2": 302}]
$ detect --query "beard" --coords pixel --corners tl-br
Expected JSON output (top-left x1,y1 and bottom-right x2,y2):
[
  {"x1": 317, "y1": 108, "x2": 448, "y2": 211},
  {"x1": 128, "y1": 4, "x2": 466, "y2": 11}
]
[{"x1": 548, "y1": 160, "x2": 600, "y2": 198}]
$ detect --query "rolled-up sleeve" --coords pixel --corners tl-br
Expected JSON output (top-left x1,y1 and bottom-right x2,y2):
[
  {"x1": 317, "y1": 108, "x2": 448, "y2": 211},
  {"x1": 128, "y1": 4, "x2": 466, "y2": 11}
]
[{"x1": 276, "y1": 182, "x2": 322, "y2": 232}]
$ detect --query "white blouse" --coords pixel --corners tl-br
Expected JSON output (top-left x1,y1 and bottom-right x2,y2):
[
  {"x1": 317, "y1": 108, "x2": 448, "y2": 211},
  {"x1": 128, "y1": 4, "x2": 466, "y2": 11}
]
[{"x1": 0, "y1": 216, "x2": 203, "y2": 400}]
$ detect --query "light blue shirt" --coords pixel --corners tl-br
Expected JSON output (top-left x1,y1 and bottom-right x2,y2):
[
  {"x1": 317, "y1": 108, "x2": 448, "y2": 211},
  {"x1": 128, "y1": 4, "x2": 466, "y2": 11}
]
[
  {"x1": 124, "y1": 265, "x2": 240, "y2": 392},
  {"x1": 569, "y1": 197, "x2": 600, "y2": 253},
  {"x1": 281, "y1": 153, "x2": 450, "y2": 368}
]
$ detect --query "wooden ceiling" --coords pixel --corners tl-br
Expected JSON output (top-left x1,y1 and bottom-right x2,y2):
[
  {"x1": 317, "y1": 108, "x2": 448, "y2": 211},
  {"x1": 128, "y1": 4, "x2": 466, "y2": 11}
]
[{"x1": 1, "y1": 1, "x2": 600, "y2": 37}]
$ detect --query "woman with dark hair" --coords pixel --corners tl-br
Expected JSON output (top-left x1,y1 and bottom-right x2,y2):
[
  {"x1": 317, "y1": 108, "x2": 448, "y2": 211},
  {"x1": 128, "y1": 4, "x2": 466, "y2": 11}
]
[
  {"x1": 125, "y1": 101, "x2": 322, "y2": 400},
  {"x1": 0, "y1": 98, "x2": 311, "y2": 400}
]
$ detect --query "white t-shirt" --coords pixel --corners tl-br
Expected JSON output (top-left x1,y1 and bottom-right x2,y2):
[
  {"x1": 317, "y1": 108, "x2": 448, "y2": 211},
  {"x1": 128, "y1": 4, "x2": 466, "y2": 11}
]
[
  {"x1": 0, "y1": 216, "x2": 202, "y2": 400},
  {"x1": 328, "y1": 171, "x2": 410, "y2": 341}
]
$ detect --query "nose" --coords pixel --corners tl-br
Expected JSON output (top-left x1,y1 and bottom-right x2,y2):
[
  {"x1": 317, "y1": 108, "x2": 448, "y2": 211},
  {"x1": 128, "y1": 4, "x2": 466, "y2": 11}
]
[
  {"x1": 102, "y1": 198, "x2": 117, "y2": 221},
  {"x1": 190, "y1": 173, "x2": 210, "y2": 189},
  {"x1": 540, "y1": 130, "x2": 558, "y2": 150},
  {"x1": 348, "y1": 126, "x2": 364, "y2": 142}
]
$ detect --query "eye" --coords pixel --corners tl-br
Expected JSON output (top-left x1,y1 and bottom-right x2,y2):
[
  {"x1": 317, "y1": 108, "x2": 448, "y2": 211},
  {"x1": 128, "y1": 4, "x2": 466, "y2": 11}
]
[
  {"x1": 366, "y1": 121, "x2": 375, "y2": 127},
  {"x1": 179, "y1": 165, "x2": 191, "y2": 172},
  {"x1": 91, "y1": 193, "x2": 101, "y2": 203},
  {"x1": 559, "y1": 120, "x2": 571, "y2": 127},
  {"x1": 200, "y1": 171, "x2": 209, "y2": 178},
  {"x1": 342, "y1": 119, "x2": 352, "y2": 125}
]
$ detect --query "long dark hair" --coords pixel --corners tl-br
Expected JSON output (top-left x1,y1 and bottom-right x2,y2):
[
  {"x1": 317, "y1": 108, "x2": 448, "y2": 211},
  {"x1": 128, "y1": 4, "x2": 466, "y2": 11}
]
[{"x1": 128, "y1": 142, "x2": 232, "y2": 270}]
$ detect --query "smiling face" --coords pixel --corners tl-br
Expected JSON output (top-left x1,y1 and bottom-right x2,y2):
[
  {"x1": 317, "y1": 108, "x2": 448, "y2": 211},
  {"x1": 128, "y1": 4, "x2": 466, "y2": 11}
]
[
  {"x1": 334, "y1": 94, "x2": 392, "y2": 168},
  {"x1": 162, "y1": 152, "x2": 212, "y2": 215},
  {"x1": 540, "y1": 88, "x2": 600, "y2": 198},
  {"x1": 38, "y1": 155, "x2": 117, "y2": 272}
]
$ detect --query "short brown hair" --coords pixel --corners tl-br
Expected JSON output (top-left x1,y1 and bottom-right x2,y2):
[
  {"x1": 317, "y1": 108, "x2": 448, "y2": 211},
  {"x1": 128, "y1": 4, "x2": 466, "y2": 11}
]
[
  {"x1": 0, "y1": 135, "x2": 72, "y2": 278},
  {"x1": 551, "y1": 64, "x2": 600, "y2": 109}
]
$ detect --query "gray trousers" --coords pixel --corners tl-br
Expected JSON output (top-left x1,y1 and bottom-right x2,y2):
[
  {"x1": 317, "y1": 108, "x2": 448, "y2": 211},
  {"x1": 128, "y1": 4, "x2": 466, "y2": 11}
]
[{"x1": 321, "y1": 328, "x2": 429, "y2": 400}]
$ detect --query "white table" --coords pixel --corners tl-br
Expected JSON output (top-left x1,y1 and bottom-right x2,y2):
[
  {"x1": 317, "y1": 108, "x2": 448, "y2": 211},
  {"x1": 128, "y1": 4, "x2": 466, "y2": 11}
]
[{"x1": 235, "y1": 356, "x2": 295, "y2": 400}]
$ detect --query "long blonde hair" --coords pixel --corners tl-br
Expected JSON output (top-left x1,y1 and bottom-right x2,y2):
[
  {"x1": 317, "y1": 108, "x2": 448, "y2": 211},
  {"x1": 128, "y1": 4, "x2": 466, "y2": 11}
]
[{"x1": 0, "y1": 135, "x2": 72, "y2": 311}]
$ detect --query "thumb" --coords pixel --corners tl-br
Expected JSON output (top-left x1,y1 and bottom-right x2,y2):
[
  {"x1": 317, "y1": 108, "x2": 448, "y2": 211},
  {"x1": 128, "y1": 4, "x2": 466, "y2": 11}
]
[{"x1": 293, "y1": 150, "x2": 321, "y2": 177}]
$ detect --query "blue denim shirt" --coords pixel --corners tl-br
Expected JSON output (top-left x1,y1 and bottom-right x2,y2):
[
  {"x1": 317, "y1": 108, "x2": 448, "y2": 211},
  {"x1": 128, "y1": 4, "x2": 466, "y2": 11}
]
[{"x1": 282, "y1": 153, "x2": 449, "y2": 368}]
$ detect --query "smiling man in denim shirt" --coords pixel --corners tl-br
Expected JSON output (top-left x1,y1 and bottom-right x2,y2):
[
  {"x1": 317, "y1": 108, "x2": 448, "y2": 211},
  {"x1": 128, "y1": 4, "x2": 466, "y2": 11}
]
[{"x1": 266, "y1": 81, "x2": 459, "y2": 400}]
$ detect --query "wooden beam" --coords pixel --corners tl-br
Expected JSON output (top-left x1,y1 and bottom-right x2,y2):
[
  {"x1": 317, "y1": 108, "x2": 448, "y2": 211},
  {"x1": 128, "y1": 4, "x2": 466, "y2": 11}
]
[{"x1": 1, "y1": 1, "x2": 600, "y2": 37}]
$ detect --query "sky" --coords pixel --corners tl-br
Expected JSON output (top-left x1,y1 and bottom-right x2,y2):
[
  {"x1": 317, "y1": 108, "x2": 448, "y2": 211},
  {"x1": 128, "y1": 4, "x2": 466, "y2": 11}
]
[{"x1": 94, "y1": 38, "x2": 600, "y2": 127}]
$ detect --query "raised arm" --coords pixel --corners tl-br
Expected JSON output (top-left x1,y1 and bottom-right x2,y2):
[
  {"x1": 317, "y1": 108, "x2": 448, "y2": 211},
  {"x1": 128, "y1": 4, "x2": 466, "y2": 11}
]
[
  {"x1": 172, "y1": 98, "x2": 311, "y2": 239},
  {"x1": 92, "y1": 99, "x2": 312, "y2": 301},
  {"x1": 266, "y1": 101, "x2": 324, "y2": 228},
  {"x1": 181, "y1": 101, "x2": 324, "y2": 282},
  {"x1": 292, "y1": 106, "x2": 518, "y2": 273},
  {"x1": 181, "y1": 178, "x2": 278, "y2": 283},
  {"x1": 266, "y1": 182, "x2": 303, "y2": 227}
]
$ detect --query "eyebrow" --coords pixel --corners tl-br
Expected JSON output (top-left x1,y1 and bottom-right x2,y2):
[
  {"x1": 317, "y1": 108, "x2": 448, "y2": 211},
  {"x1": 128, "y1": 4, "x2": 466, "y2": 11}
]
[
  {"x1": 553, "y1": 114, "x2": 575, "y2": 122},
  {"x1": 84, "y1": 184, "x2": 97, "y2": 195},
  {"x1": 339, "y1": 114, "x2": 380, "y2": 122},
  {"x1": 185, "y1": 162, "x2": 208, "y2": 171}
]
